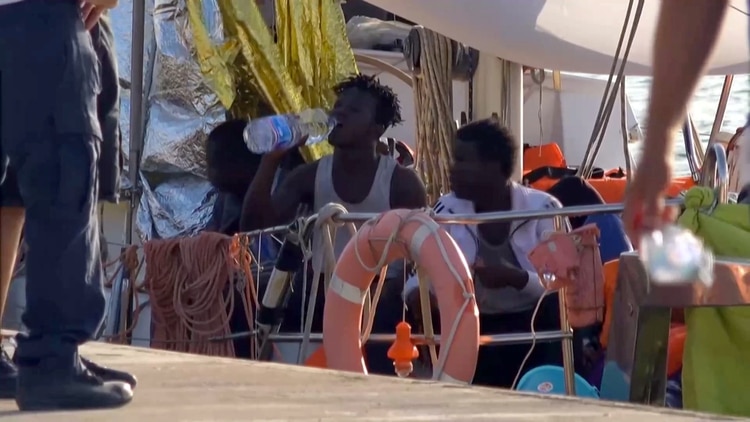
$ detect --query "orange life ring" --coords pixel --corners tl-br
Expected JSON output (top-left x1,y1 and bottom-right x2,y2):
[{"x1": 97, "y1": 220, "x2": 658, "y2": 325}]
[{"x1": 321, "y1": 209, "x2": 480, "y2": 383}]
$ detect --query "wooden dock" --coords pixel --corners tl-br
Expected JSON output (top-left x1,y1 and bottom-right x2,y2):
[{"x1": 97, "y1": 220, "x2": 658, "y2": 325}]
[{"x1": 0, "y1": 341, "x2": 741, "y2": 421}]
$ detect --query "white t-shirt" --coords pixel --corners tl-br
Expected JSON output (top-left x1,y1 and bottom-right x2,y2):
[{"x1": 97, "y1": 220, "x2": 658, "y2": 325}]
[{"x1": 0, "y1": 0, "x2": 24, "y2": 6}]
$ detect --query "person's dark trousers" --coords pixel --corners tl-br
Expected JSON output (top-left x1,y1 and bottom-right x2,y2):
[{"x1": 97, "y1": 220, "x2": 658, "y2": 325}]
[
  {"x1": 0, "y1": 0, "x2": 131, "y2": 410},
  {"x1": 419, "y1": 293, "x2": 564, "y2": 388},
  {"x1": 90, "y1": 13, "x2": 122, "y2": 204},
  {"x1": 472, "y1": 294, "x2": 563, "y2": 388}
]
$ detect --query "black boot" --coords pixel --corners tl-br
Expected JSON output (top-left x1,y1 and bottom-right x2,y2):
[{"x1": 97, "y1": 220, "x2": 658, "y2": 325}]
[
  {"x1": 4, "y1": 349, "x2": 138, "y2": 401},
  {"x1": 81, "y1": 356, "x2": 137, "y2": 388},
  {"x1": 15, "y1": 355, "x2": 133, "y2": 411},
  {"x1": 0, "y1": 345, "x2": 17, "y2": 399}
]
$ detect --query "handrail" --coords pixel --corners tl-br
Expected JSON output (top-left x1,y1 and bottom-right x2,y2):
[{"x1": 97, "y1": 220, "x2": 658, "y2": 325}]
[
  {"x1": 266, "y1": 330, "x2": 571, "y2": 346},
  {"x1": 699, "y1": 142, "x2": 729, "y2": 203},
  {"x1": 331, "y1": 199, "x2": 684, "y2": 225},
  {"x1": 238, "y1": 199, "x2": 686, "y2": 238}
]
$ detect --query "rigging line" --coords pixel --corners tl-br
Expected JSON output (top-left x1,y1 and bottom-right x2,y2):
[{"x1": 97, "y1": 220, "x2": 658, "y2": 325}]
[
  {"x1": 578, "y1": 0, "x2": 637, "y2": 176},
  {"x1": 730, "y1": 4, "x2": 749, "y2": 17}
]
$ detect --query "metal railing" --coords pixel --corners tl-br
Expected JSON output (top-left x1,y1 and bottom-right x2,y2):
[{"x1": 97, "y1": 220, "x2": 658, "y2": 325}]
[
  {"x1": 131, "y1": 193, "x2": 696, "y2": 395},
  {"x1": 699, "y1": 142, "x2": 729, "y2": 204},
  {"x1": 328, "y1": 200, "x2": 683, "y2": 226},
  {"x1": 269, "y1": 330, "x2": 571, "y2": 346},
  {"x1": 251, "y1": 198, "x2": 685, "y2": 396}
]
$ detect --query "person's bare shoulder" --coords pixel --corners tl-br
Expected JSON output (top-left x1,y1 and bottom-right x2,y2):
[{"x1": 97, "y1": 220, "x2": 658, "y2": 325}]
[{"x1": 390, "y1": 165, "x2": 428, "y2": 209}]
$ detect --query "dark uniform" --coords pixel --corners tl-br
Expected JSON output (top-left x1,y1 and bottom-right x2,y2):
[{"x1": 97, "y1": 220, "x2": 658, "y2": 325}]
[{"x1": 0, "y1": 0, "x2": 131, "y2": 410}]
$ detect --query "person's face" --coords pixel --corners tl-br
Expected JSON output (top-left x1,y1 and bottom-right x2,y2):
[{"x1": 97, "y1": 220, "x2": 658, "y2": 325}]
[
  {"x1": 450, "y1": 140, "x2": 506, "y2": 201},
  {"x1": 328, "y1": 88, "x2": 383, "y2": 148}
]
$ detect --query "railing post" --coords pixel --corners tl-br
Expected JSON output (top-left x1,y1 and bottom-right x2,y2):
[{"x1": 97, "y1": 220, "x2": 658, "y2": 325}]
[
  {"x1": 699, "y1": 143, "x2": 729, "y2": 203},
  {"x1": 600, "y1": 253, "x2": 671, "y2": 405},
  {"x1": 553, "y1": 215, "x2": 577, "y2": 396}
]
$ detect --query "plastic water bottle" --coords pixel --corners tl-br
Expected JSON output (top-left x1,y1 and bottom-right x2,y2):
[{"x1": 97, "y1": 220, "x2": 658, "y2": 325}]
[
  {"x1": 639, "y1": 225, "x2": 714, "y2": 287},
  {"x1": 243, "y1": 108, "x2": 335, "y2": 154}
]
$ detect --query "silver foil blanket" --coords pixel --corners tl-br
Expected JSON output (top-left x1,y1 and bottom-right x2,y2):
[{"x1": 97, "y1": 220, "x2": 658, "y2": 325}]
[{"x1": 111, "y1": 0, "x2": 224, "y2": 241}]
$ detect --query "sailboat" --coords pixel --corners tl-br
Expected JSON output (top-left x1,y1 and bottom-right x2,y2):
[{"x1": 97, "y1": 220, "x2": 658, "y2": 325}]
[{"x1": 3, "y1": 0, "x2": 750, "y2": 418}]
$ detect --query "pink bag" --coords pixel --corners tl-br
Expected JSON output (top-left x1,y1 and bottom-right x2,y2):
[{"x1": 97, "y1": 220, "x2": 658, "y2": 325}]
[{"x1": 527, "y1": 223, "x2": 604, "y2": 328}]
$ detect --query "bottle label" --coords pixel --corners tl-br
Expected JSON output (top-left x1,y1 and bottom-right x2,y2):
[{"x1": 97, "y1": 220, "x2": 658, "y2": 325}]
[{"x1": 267, "y1": 115, "x2": 294, "y2": 149}]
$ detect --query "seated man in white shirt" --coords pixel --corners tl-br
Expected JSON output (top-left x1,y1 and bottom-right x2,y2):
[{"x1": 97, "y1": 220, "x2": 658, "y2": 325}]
[{"x1": 405, "y1": 118, "x2": 566, "y2": 388}]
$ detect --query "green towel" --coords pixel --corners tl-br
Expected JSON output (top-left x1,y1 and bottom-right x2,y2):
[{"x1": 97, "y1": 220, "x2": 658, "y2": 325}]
[{"x1": 678, "y1": 186, "x2": 750, "y2": 416}]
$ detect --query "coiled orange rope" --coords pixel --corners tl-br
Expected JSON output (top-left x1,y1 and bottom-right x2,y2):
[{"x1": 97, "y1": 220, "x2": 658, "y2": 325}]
[{"x1": 143, "y1": 232, "x2": 258, "y2": 358}]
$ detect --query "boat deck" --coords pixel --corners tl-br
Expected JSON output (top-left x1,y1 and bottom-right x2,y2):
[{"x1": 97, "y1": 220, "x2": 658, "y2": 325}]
[{"x1": 0, "y1": 341, "x2": 740, "y2": 421}]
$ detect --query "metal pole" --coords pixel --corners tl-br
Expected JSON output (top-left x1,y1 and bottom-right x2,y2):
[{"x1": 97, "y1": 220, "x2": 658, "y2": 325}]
[
  {"x1": 220, "y1": 329, "x2": 572, "y2": 346},
  {"x1": 707, "y1": 75, "x2": 734, "y2": 148},
  {"x1": 699, "y1": 143, "x2": 729, "y2": 204},
  {"x1": 553, "y1": 215, "x2": 576, "y2": 396},
  {"x1": 120, "y1": 0, "x2": 147, "y2": 342},
  {"x1": 126, "y1": 0, "x2": 146, "y2": 246},
  {"x1": 332, "y1": 199, "x2": 684, "y2": 225}
]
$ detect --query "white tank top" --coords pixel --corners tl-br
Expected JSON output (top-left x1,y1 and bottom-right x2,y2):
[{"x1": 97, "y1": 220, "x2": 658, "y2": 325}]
[{"x1": 311, "y1": 155, "x2": 398, "y2": 274}]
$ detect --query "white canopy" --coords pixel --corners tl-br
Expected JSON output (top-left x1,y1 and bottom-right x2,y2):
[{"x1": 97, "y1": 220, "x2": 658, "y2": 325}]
[{"x1": 363, "y1": 0, "x2": 750, "y2": 75}]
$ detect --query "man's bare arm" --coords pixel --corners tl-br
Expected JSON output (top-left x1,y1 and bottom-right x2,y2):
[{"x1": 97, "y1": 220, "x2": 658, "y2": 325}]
[
  {"x1": 390, "y1": 167, "x2": 428, "y2": 209},
  {"x1": 643, "y1": 0, "x2": 729, "y2": 161},
  {"x1": 240, "y1": 158, "x2": 314, "y2": 231}
]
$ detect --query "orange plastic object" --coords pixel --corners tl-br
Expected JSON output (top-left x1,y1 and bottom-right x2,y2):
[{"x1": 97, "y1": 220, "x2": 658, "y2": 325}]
[
  {"x1": 305, "y1": 347, "x2": 328, "y2": 369},
  {"x1": 523, "y1": 143, "x2": 566, "y2": 172},
  {"x1": 387, "y1": 321, "x2": 419, "y2": 377},
  {"x1": 600, "y1": 259, "x2": 686, "y2": 377},
  {"x1": 528, "y1": 173, "x2": 695, "y2": 204},
  {"x1": 599, "y1": 259, "x2": 620, "y2": 349},
  {"x1": 667, "y1": 324, "x2": 687, "y2": 376}
]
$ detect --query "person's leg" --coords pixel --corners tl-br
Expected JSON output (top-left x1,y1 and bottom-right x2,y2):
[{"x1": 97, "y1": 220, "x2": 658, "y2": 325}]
[
  {"x1": 0, "y1": 209, "x2": 23, "y2": 324},
  {"x1": 0, "y1": 205, "x2": 137, "y2": 399},
  {"x1": 472, "y1": 293, "x2": 563, "y2": 388},
  {"x1": 72, "y1": 13, "x2": 138, "y2": 389},
  {"x1": 0, "y1": 168, "x2": 25, "y2": 398},
  {"x1": 0, "y1": 208, "x2": 24, "y2": 319},
  {"x1": 0, "y1": 0, "x2": 131, "y2": 410},
  {"x1": 0, "y1": 169, "x2": 25, "y2": 327}
]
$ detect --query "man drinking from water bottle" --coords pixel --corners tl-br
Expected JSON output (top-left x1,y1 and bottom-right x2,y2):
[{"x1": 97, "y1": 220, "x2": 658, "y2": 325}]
[{"x1": 240, "y1": 74, "x2": 427, "y2": 375}]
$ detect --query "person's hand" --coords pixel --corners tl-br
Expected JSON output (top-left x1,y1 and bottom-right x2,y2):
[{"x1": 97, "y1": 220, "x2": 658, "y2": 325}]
[
  {"x1": 473, "y1": 258, "x2": 529, "y2": 290},
  {"x1": 262, "y1": 134, "x2": 308, "y2": 163},
  {"x1": 622, "y1": 156, "x2": 677, "y2": 247},
  {"x1": 80, "y1": 2, "x2": 106, "y2": 30}
]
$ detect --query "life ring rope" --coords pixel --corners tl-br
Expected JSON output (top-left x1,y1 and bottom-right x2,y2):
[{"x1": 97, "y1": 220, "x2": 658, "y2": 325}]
[
  {"x1": 309, "y1": 204, "x2": 389, "y2": 348},
  {"x1": 328, "y1": 209, "x2": 475, "y2": 380}
]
